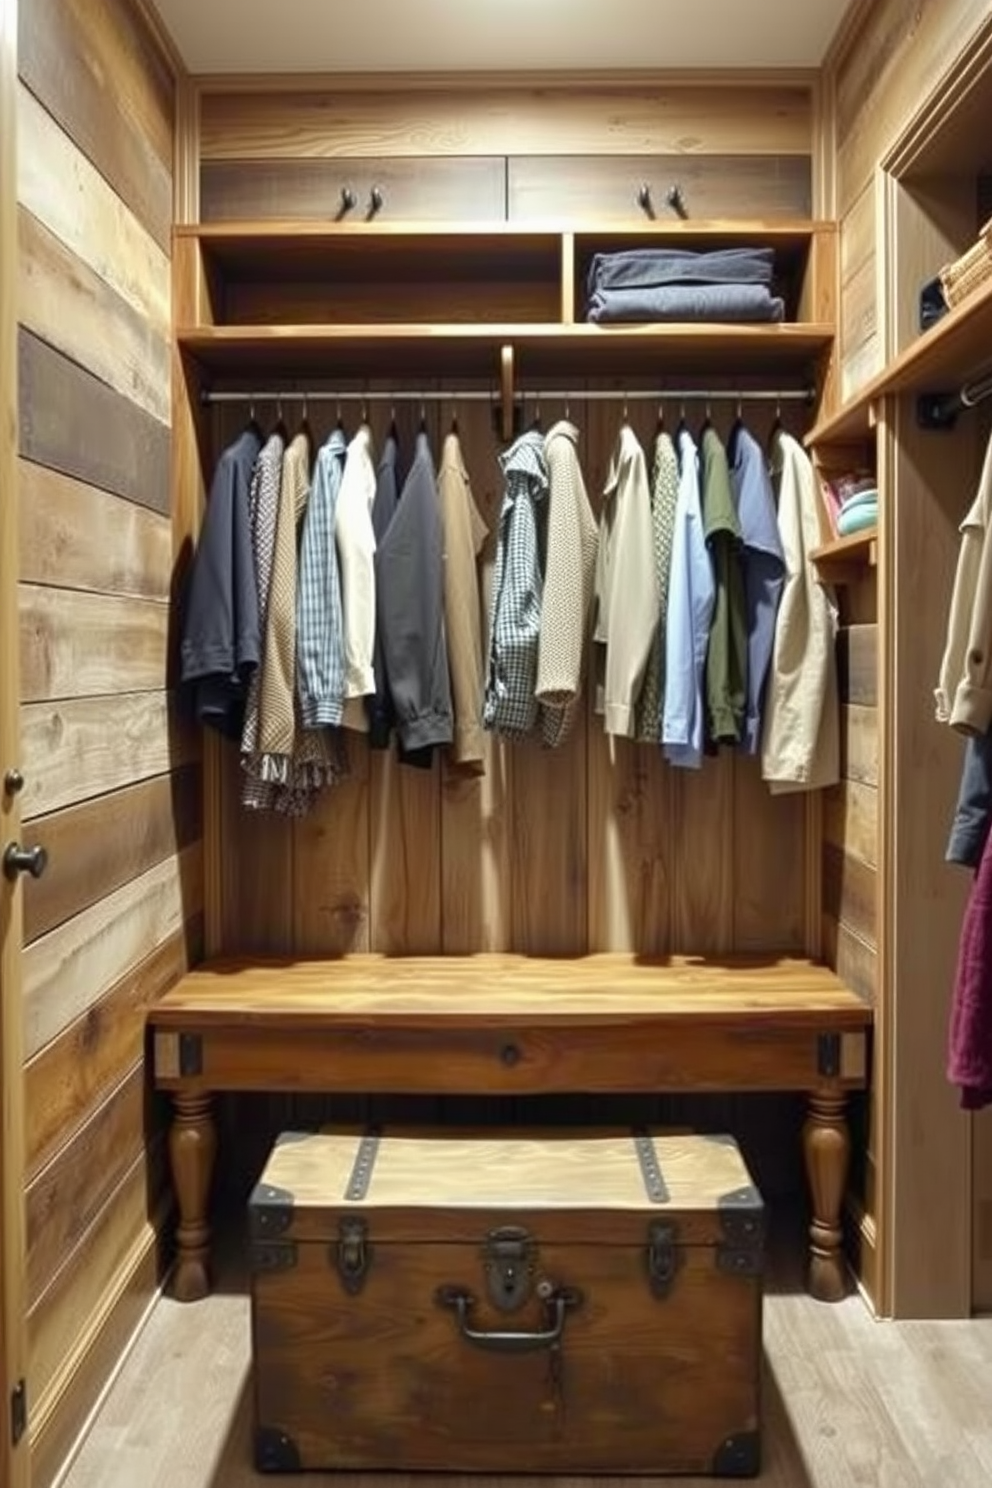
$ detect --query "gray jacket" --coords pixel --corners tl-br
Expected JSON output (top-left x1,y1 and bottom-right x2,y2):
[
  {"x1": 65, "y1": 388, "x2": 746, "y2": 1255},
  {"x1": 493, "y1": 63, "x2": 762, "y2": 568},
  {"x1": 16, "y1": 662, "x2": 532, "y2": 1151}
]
[{"x1": 377, "y1": 432, "x2": 453, "y2": 757}]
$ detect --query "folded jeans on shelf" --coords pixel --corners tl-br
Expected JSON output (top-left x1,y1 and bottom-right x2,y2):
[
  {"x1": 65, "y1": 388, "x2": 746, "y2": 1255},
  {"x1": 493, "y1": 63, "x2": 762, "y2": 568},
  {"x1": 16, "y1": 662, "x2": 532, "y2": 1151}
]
[
  {"x1": 587, "y1": 282, "x2": 785, "y2": 324},
  {"x1": 586, "y1": 246, "x2": 776, "y2": 294}
]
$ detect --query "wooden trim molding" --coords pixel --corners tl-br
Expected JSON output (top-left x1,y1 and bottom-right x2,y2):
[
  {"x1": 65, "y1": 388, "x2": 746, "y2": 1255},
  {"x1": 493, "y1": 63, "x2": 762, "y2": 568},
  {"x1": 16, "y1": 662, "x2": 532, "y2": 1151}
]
[
  {"x1": 0, "y1": 0, "x2": 29, "y2": 1483},
  {"x1": 193, "y1": 66, "x2": 820, "y2": 94}
]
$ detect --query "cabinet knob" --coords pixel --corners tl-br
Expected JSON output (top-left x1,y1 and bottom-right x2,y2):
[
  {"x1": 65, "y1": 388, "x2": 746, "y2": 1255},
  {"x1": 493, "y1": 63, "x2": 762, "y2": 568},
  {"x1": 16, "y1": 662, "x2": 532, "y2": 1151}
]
[
  {"x1": 339, "y1": 186, "x2": 357, "y2": 214},
  {"x1": 665, "y1": 183, "x2": 688, "y2": 220},
  {"x1": 368, "y1": 185, "x2": 384, "y2": 218},
  {"x1": 3, "y1": 768, "x2": 24, "y2": 796},
  {"x1": 3, "y1": 842, "x2": 48, "y2": 882},
  {"x1": 500, "y1": 1042, "x2": 521, "y2": 1068}
]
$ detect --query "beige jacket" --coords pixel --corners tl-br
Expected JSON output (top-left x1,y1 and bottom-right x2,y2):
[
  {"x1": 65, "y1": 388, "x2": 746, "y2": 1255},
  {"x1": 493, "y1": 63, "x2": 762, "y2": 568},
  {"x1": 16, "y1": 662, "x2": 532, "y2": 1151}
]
[
  {"x1": 593, "y1": 423, "x2": 659, "y2": 737},
  {"x1": 437, "y1": 432, "x2": 489, "y2": 771},
  {"x1": 936, "y1": 431, "x2": 992, "y2": 734},
  {"x1": 537, "y1": 421, "x2": 599, "y2": 746},
  {"x1": 762, "y1": 431, "x2": 840, "y2": 793}
]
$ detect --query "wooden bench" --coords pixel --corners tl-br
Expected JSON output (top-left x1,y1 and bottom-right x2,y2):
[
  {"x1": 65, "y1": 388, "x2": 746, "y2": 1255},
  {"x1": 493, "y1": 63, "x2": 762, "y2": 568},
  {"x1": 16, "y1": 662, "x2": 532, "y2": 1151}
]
[{"x1": 149, "y1": 953, "x2": 872, "y2": 1305}]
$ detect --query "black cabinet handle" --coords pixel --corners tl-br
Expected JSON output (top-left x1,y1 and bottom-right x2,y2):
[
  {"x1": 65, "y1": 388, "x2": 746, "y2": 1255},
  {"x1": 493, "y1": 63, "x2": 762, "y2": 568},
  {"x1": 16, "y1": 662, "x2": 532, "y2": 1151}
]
[
  {"x1": 3, "y1": 768, "x2": 24, "y2": 795},
  {"x1": 637, "y1": 182, "x2": 654, "y2": 217},
  {"x1": 338, "y1": 186, "x2": 357, "y2": 219},
  {"x1": 3, "y1": 842, "x2": 48, "y2": 881},
  {"x1": 368, "y1": 185, "x2": 384, "y2": 218}
]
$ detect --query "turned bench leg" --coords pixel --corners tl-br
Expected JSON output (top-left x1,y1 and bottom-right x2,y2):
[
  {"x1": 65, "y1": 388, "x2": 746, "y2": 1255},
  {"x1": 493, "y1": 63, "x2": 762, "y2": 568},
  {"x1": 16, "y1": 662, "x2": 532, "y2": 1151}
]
[
  {"x1": 803, "y1": 1085, "x2": 851, "y2": 1303},
  {"x1": 169, "y1": 1091, "x2": 217, "y2": 1302}
]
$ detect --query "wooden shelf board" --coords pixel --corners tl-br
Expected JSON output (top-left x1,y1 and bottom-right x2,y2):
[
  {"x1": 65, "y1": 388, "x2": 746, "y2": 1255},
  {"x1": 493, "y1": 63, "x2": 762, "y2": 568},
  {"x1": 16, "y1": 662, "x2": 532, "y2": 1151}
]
[
  {"x1": 178, "y1": 217, "x2": 833, "y2": 247},
  {"x1": 807, "y1": 272, "x2": 992, "y2": 448},
  {"x1": 810, "y1": 527, "x2": 878, "y2": 570},
  {"x1": 179, "y1": 322, "x2": 834, "y2": 379}
]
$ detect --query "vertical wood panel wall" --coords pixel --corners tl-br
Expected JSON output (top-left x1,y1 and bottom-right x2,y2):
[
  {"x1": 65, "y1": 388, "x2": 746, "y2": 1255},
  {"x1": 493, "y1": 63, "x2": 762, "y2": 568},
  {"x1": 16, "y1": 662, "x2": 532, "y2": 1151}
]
[
  {"x1": 15, "y1": 4, "x2": 196, "y2": 1482},
  {"x1": 830, "y1": 0, "x2": 991, "y2": 398}
]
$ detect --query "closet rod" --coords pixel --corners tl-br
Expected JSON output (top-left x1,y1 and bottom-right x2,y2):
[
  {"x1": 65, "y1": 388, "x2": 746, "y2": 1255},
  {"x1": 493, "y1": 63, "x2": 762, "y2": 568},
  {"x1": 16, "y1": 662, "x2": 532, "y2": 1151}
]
[
  {"x1": 918, "y1": 370, "x2": 992, "y2": 430},
  {"x1": 199, "y1": 386, "x2": 815, "y2": 405}
]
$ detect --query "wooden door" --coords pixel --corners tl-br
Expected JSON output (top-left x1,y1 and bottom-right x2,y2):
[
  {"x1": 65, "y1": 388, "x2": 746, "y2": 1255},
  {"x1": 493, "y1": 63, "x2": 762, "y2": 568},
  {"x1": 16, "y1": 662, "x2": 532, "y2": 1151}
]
[{"x1": 0, "y1": 0, "x2": 29, "y2": 1484}]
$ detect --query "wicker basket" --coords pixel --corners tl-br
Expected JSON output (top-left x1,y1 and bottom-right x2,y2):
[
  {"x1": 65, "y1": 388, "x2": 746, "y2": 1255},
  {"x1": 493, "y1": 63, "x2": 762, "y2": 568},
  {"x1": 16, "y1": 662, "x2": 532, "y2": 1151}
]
[{"x1": 940, "y1": 216, "x2": 992, "y2": 308}]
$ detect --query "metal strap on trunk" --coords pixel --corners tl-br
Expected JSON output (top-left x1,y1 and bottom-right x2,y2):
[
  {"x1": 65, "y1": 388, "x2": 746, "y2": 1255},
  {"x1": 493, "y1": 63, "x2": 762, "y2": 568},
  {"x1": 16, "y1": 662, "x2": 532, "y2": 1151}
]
[
  {"x1": 344, "y1": 1127, "x2": 381, "y2": 1201},
  {"x1": 632, "y1": 1128, "x2": 670, "y2": 1204}
]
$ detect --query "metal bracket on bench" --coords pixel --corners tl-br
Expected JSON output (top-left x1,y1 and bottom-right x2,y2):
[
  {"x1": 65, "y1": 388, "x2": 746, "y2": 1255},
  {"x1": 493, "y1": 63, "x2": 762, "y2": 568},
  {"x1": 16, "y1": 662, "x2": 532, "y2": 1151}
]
[
  {"x1": 817, "y1": 1033, "x2": 841, "y2": 1079},
  {"x1": 179, "y1": 1032, "x2": 203, "y2": 1077}
]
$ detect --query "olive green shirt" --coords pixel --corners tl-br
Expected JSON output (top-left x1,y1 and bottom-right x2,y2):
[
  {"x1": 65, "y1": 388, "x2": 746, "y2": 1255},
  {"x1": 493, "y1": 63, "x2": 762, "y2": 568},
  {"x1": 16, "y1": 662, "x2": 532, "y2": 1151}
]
[{"x1": 701, "y1": 427, "x2": 747, "y2": 745}]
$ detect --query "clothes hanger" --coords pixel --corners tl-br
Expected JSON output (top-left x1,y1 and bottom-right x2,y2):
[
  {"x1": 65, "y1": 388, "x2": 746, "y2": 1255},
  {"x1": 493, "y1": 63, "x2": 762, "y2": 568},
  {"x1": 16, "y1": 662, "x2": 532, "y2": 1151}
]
[
  {"x1": 246, "y1": 399, "x2": 263, "y2": 440},
  {"x1": 273, "y1": 396, "x2": 288, "y2": 442},
  {"x1": 529, "y1": 391, "x2": 542, "y2": 432},
  {"x1": 297, "y1": 392, "x2": 313, "y2": 450},
  {"x1": 698, "y1": 399, "x2": 713, "y2": 438},
  {"x1": 767, "y1": 395, "x2": 784, "y2": 457},
  {"x1": 726, "y1": 394, "x2": 745, "y2": 466}
]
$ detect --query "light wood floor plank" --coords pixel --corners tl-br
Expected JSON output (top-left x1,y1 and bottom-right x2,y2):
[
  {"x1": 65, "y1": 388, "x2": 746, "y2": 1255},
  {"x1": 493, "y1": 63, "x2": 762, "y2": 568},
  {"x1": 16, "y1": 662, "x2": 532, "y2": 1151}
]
[{"x1": 57, "y1": 1243, "x2": 992, "y2": 1488}]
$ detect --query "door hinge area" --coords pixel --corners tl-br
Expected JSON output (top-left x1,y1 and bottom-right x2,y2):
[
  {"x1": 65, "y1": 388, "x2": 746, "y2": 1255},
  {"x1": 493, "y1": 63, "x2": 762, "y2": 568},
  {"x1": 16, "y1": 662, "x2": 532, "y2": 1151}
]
[{"x1": 10, "y1": 1378, "x2": 26, "y2": 1447}]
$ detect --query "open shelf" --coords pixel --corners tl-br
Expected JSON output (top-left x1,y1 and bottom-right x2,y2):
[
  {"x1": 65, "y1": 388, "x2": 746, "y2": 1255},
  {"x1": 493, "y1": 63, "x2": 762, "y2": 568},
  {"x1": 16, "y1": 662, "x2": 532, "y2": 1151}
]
[
  {"x1": 178, "y1": 321, "x2": 834, "y2": 380},
  {"x1": 810, "y1": 527, "x2": 878, "y2": 577},
  {"x1": 807, "y1": 271, "x2": 992, "y2": 447}
]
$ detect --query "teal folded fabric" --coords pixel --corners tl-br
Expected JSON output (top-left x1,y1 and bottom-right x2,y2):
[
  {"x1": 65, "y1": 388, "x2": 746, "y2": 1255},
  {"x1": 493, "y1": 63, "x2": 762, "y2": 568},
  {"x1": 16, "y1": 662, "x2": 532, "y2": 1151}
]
[
  {"x1": 839, "y1": 487, "x2": 878, "y2": 514},
  {"x1": 837, "y1": 502, "x2": 878, "y2": 537}
]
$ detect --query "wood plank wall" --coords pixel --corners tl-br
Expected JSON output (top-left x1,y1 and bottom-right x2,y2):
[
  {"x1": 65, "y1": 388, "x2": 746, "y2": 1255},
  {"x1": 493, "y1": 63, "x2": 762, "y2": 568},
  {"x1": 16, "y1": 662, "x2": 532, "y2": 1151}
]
[
  {"x1": 829, "y1": 0, "x2": 991, "y2": 398},
  {"x1": 14, "y1": 4, "x2": 196, "y2": 1483},
  {"x1": 196, "y1": 80, "x2": 814, "y2": 223}
]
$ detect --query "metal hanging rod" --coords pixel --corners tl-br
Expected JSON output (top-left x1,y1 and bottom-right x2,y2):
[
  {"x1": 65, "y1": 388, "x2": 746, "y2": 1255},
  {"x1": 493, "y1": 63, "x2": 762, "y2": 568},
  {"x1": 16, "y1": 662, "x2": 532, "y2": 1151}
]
[
  {"x1": 200, "y1": 386, "x2": 815, "y2": 406},
  {"x1": 917, "y1": 370, "x2": 992, "y2": 430}
]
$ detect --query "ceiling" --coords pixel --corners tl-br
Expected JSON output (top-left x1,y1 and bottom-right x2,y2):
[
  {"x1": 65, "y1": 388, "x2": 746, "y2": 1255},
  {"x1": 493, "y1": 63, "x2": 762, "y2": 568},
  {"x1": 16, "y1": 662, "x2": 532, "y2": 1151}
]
[{"x1": 150, "y1": 0, "x2": 853, "y2": 74}]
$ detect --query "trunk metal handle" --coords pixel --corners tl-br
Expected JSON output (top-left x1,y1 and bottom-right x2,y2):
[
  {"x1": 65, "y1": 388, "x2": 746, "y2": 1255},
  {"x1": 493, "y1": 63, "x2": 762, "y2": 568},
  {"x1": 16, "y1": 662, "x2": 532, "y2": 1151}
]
[{"x1": 436, "y1": 1286, "x2": 581, "y2": 1352}]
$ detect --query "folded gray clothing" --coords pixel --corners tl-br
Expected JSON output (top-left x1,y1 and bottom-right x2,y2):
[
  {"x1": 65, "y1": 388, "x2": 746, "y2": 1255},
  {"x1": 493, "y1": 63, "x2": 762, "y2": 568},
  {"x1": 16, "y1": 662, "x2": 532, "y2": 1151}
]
[
  {"x1": 587, "y1": 282, "x2": 785, "y2": 324},
  {"x1": 586, "y1": 246, "x2": 775, "y2": 295}
]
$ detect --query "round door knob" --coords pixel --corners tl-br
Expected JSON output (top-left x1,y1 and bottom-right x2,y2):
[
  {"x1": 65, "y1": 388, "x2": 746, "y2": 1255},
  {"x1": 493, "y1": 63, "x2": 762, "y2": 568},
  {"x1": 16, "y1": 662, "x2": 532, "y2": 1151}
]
[
  {"x1": 3, "y1": 768, "x2": 24, "y2": 795},
  {"x1": 3, "y1": 842, "x2": 48, "y2": 881}
]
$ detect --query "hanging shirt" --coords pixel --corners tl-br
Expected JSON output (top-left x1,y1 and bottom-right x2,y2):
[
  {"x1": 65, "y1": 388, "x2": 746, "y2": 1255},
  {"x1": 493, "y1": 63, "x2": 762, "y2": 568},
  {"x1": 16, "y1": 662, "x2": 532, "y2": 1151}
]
[
  {"x1": 537, "y1": 420, "x2": 598, "y2": 749},
  {"x1": 593, "y1": 423, "x2": 658, "y2": 738},
  {"x1": 297, "y1": 428, "x2": 348, "y2": 729},
  {"x1": 243, "y1": 429, "x2": 312, "y2": 809},
  {"x1": 635, "y1": 430, "x2": 679, "y2": 744},
  {"x1": 240, "y1": 429, "x2": 285, "y2": 782},
  {"x1": 936, "y1": 430, "x2": 992, "y2": 735},
  {"x1": 663, "y1": 428, "x2": 716, "y2": 769},
  {"x1": 335, "y1": 425, "x2": 378, "y2": 723},
  {"x1": 180, "y1": 426, "x2": 263, "y2": 739},
  {"x1": 701, "y1": 425, "x2": 747, "y2": 746},
  {"x1": 377, "y1": 431, "x2": 454, "y2": 758},
  {"x1": 483, "y1": 430, "x2": 549, "y2": 739},
  {"x1": 729, "y1": 424, "x2": 785, "y2": 756},
  {"x1": 367, "y1": 433, "x2": 402, "y2": 750},
  {"x1": 761, "y1": 430, "x2": 840, "y2": 793},
  {"x1": 437, "y1": 431, "x2": 489, "y2": 770}
]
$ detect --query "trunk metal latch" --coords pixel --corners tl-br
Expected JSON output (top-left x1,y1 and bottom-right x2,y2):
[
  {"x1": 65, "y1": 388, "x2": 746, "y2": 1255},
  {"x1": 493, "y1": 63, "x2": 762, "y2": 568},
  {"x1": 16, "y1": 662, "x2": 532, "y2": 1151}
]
[
  {"x1": 483, "y1": 1225, "x2": 536, "y2": 1313},
  {"x1": 334, "y1": 1216, "x2": 372, "y2": 1294}
]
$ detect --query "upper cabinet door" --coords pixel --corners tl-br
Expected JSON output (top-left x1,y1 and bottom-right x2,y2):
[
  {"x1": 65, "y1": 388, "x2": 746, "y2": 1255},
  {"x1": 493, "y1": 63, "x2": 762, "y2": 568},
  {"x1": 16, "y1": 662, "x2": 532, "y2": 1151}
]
[
  {"x1": 200, "y1": 157, "x2": 507, "y2": 223},
  {"x1": 507, "y1": 155, "x2": 812, "y2": 224}
]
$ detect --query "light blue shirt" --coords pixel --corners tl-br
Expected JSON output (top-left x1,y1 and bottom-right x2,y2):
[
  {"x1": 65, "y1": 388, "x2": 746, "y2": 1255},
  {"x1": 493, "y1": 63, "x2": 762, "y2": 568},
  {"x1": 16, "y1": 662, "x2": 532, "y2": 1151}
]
[{"x1": 662, "y1": 429, "x2": 716, "y2": 769}]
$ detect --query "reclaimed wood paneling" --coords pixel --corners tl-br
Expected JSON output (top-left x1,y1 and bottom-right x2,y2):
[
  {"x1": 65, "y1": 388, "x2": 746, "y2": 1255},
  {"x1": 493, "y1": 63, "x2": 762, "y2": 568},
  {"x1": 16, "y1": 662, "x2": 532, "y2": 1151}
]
[
  {"x1": 839, "y1": 704, "x2": 879, "y2": 787},
  {"x1": 201, "y1": 156, "x2": 506, "y2": 222},
  {"x1": 292, "y1": 754, "x2": 371, "y2": 955},
  {"x1": 29, "y1": 1233, "x2": 160, "y2": 1488},
  {"x1": 18, "y1": 0, "x2": 174, "y2": 252},
  {"x1": 23, "y1": 768, "x2": 201, "y2": 945},
  {"x1": 25, "y1": 925, "x2": 201, "y2": 1180},
  {"x1": 370, "y1": 751, "x2": 443, "y2": 954},
  {"x1": 18, "y1": 209, "x2": 171, "y2": 424},
  {"x1": 822, "y1": 840, "x2": 877, "y2": 949},
  {"x1": 199, "y1": 85, "x2": 813, "y2": 162},
  {"x1": 22, "y1": 844, "x2": 202, "y2": 1060},
  {"x1": 822, "y1": 912, "x2": 877, "y2": 1005},
  {"x1": 672, "y1": 755, "x2": 735, "y2": 954},
  {"x1": 733, "y1": 757, "x2": 806, "y2": 952},
  {"x1": 18, "y1": 460, "x2": 172, "y2": 601},
  {"x1": 834, "y1": 0, "x2": 991, "y2": 213},
  {"x1": 823, "y1": 779, "x2": 878, "y2": 870},
  {"x1": 20, "y1": 691, "x2": 195, "y2": 821},
  {"x1": 508, "y1": 153, "x2": 812, "y2": 222},
  {"x1": 27, "y1": 1155, "x2": 158, "y2": 1405},
  {"x1": 26, "y1": 1066, "x2": 146, "y2": 1307},
  {"x1": 837, "y1": 624, "x2": 878, "y2": 707},
  {"x1": 16, "y1": 82, "x2": 169, "y2": 335},
  {"x1": 18, "y1": 331, "x2": 170, "y2": 516},
  {"x1": 18, "y1": 585, "x2": 168, "y2": 703},
  {"x1": 587, "y1": 734, "x2": 672, "y2": 954}
]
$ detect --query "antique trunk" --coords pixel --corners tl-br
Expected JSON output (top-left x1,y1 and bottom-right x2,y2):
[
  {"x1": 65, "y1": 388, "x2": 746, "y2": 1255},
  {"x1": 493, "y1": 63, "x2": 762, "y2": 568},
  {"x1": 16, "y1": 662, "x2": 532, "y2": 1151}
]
[{"x1": 249, "y1": 1128, "x2": 764, "y2": 1476}]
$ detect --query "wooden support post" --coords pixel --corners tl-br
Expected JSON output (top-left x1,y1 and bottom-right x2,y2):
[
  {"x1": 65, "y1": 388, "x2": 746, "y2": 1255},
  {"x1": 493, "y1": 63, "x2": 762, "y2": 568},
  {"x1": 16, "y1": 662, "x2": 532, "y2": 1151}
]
[
  {"x1": 804, "y1": 1084, "x2": 851, "y2": 1302},
  {"x1": 170, "y1": 1091, "x2": 217, "y2": 1302}
]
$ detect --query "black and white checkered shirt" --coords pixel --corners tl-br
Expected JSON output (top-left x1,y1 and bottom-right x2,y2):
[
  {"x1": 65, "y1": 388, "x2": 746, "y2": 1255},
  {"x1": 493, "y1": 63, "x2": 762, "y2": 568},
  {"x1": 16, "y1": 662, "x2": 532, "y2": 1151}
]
[{"x1": 483, "y1": 430, "x2": 549, "y2": 739}]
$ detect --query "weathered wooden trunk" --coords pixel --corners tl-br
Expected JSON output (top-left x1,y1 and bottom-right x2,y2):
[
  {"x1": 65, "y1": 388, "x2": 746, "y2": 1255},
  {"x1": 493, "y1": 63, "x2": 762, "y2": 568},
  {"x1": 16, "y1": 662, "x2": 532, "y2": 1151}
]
[{"x1": 249, "y1": 1129, "x2": 764, "y2": 1476}]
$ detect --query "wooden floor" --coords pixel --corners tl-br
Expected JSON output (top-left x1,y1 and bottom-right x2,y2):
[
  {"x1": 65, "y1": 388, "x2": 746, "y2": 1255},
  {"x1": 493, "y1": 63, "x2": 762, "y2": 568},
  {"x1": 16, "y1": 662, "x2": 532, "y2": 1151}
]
[{"x1": 60, "y1": 1237, "x2": 992, "y2": 1488}]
